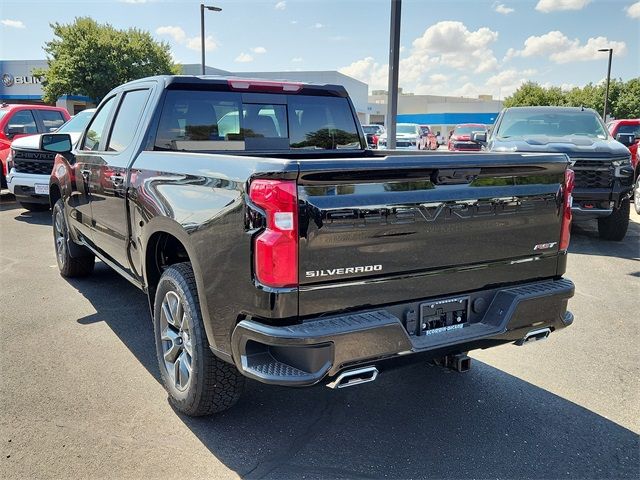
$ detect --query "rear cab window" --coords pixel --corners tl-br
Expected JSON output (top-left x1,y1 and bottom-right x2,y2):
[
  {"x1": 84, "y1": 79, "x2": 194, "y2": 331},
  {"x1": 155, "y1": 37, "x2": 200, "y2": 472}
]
[{"x1": 153, "y1": 90, "x2": 363, "y2": 152}]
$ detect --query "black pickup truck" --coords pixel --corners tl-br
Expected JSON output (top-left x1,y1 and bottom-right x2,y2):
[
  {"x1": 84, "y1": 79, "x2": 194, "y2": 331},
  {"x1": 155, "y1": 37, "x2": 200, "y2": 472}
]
[
  {"x1": 481, "y1": 106, "x2": 634, "y2": 241},
  {"x1": 44, "y1": 76, "x2": 575, "y2": 416}
]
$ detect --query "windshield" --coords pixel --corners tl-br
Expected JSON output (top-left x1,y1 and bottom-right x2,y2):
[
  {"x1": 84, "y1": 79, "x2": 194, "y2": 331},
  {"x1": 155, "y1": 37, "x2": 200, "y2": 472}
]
[
  {"x1": 57, "y1": 110, "x2": 95, "y2": 133},
  {"x1": 396, "y1": 124, "x2": 418, "y2": 135},
  {"x1": 454, "y1": 125, "x2": 485, "y2": 135},
  {"x1": 497, "y1": 111, "x2": 607, "y2": 139},
  {"x1": 362, "y1": 126, "x2": 380, "y2": 134}
]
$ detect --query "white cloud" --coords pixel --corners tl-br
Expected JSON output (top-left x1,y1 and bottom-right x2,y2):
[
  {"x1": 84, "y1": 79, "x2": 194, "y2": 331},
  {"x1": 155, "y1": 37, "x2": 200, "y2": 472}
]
[
  {"x1": 485, "y1": 68, "x2": 537, "y2": 97},
  {"x1": 251, "y1": 46, "x2": 267, "y2": 54},
  {"x1": 626, "y1": 1, "x2": 640, "y2": 18},
  {"x1": 409, "y1": 21, "x2": 499, "y2": 74},
  {"x1": 235, "y1": 52, "x2": 254, "y2": 63},
  {"x1": 1, "y1": 19, "x2": 25, "y2": 28},
  {"x1": 291, "y1": 57, "x2": 303, "y2": 63},
  {"x1": 290, "y1": 20, "x2": 298, "y2": 24},
  {"x1": 156, "y1": 25, "x2": 186, "y2": 43},
  {"x1": 429, "y1": 73, "x2": 449, "y2": 83},
  {"x1": 157, "y1": 26, "x2": 217, "y2": 52},
  {"x1": 275, "y1": 1, "x2": 286, "y2": 10},
  {"x1": 339, "y1": 57, "x2": 389, "y2": 91},
  {"x1": 535, "y1": 0, "x2": 591, "y2": 13},
  {"x1": 509, "y1": 31, "x2": 626, "y2": 63},
  {"x1": 313, "y1": 23, "x2": 324, "y2": 29},
  {"x1": 118, "y1": 0, "x2": 149, "y2": 3},
  {"x1": 493, "y1": 3, "x2": 514, "y2": 14},
  {"x1": 186, "y1": 35, "x2": 217, "y2": 52}
]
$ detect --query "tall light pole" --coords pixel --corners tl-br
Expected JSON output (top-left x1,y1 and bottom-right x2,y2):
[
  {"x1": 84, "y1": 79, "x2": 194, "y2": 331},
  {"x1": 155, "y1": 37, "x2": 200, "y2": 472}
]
[
  {"x1": 386, "y1": 0, "x2": 402, "y2": 149},
  {"x1": 200, "y1": 4, "x2": 222, "y2": 75},
  {"x1": 598, "y1": 48, "x2": 613, "y2": 121}
]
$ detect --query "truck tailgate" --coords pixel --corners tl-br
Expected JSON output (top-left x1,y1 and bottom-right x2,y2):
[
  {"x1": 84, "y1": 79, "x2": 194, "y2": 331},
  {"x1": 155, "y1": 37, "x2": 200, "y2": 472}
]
[{"x1": 296, "y1": 153, "x2": 569, "y2": 317}]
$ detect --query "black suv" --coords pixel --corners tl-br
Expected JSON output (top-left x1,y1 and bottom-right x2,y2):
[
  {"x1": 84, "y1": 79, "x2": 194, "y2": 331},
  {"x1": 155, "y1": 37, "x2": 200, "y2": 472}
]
[{"x1": 485, "y1": 106, "x2": 634, "y2": 241}]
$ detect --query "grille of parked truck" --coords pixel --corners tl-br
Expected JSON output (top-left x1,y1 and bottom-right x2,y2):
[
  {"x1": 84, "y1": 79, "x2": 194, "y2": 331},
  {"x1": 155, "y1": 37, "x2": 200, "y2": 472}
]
[{"x1": 44, "y1": 76, "x2": 575, "y2": 416}]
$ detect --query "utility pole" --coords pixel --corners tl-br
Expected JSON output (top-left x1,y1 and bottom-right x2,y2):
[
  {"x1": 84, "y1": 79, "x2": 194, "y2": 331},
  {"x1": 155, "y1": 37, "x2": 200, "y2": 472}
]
[
  {"x1": 598, "y1": 48, "x2": 613, "y2": 121},
  {"x1": 201, "y1": 4, "x2": 222, "y2": 75},
  {"x1": 386, "y1": 0, "x2": 402, "y2": 149}
]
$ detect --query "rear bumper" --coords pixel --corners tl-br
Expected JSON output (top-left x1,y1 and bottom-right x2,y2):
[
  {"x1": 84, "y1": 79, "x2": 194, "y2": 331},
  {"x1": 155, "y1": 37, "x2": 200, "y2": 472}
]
[{"x1": 230, "y1": 278, "x2": 575, "y2": 387}]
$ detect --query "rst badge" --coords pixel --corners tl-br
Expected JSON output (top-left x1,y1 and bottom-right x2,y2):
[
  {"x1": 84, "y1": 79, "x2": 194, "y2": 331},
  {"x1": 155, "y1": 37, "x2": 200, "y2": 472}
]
[{"x1": 533, "y1": 242, "x2": 558, "y2": 251}]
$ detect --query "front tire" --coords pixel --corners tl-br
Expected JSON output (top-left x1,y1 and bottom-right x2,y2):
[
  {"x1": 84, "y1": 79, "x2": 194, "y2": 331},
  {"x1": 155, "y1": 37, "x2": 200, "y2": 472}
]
[
  {"x1": 52, "y1": 199, "x2": 95, "y2": 277},
  {"x1": 597, "y1": 198, "x2": 630, "y2": 241},
  {"x1": 153, "y1": 263, "x2": 244, "y2": 416},
  {"x1": 634, "y1": 176, "x2": 640, "y2": 215}
]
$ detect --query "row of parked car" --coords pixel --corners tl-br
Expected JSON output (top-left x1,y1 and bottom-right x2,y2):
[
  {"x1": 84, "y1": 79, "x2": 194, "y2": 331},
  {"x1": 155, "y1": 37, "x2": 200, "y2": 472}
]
[
  {"x1": 361, "y1": 122, "x2": 491, "y2": 152},
  {"x1": 1, "y1": 101, "x2": 639, "y2": 234}
]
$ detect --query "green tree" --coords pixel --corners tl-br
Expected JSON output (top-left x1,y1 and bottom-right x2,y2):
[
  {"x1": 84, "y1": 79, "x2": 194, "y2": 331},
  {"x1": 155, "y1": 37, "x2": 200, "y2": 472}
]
[
  {"x1": 34, "y1": 17, "x2": 180, "y2": 103},
  {"x1": 503, "y1": 82, "x2": 566, "y2": 108},
  {"x1": 612, "y1": 78, "x2": 640, "y2": 118}
]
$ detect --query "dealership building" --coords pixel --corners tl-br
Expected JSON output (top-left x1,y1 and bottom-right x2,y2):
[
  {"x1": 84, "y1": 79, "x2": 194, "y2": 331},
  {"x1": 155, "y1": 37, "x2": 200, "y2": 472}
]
[{"x1": 2, "y1": 59, "x2": 502, "y2": 131}]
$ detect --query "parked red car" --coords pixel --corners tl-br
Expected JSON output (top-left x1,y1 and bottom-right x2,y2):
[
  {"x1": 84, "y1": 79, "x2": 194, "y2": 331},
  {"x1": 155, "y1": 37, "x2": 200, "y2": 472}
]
[
  {"x1": 0, "y1": 103, "x2": 70, "y2": 188},
  {"x1": 448, "y1": 124, "x2": 488, "y2": 152},
  {"x1": 418, "y1": 125, "x2": 438, "y2": 150},
  {"x1": 607, "y1": 119, "x2": 640, "y2": 213}
]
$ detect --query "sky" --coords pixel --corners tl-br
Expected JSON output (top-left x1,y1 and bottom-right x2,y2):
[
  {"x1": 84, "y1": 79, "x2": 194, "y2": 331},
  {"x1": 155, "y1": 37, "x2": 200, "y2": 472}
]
[{"x1": 1, "y1": 0, "x2": 639, "y2": 99}]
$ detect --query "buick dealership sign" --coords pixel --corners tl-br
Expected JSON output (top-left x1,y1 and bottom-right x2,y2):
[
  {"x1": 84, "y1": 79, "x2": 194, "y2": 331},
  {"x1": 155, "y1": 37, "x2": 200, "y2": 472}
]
[
  {"x1": 2, "y1": 73, "x2": 13, "y2": 87},
  {"x1": 1, "y1": 73, "x2": 42, "y2": 87}
]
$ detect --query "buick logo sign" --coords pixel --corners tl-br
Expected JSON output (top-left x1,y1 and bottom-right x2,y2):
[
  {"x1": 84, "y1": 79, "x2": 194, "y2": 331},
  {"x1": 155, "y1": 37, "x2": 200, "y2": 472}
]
[{"x1": 2, "y1": 73, "x2": 14, "y2": 87}]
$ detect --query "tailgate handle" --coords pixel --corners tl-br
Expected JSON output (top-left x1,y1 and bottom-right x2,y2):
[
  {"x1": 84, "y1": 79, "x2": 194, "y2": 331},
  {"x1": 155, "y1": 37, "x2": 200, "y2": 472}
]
[{"x1": 433, "y1": 168, "x2": 481, "y2": 185}]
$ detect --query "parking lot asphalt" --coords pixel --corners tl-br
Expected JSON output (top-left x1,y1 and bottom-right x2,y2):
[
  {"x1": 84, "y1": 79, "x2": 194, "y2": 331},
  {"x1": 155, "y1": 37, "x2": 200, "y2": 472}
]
[{"x1": 1, "y1": 190, "x2": 638, "y2": 480}]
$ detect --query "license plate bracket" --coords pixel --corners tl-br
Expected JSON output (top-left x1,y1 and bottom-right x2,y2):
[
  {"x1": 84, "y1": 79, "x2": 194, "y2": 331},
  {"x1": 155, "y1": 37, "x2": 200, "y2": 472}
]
[{"x1": 419, "y1": 296, "x2": 469, "y2": 336}]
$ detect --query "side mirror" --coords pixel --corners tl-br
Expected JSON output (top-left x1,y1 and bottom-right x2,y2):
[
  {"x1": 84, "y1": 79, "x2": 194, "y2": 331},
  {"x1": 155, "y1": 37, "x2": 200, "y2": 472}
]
[
  {"x1": 6, "y1": 125, "x2": 26, "y2": 139},
  {"x1": 472, "y1": 132, "x2": 487, "y2": 143},
  {"x1": 615, "y1": 133, "x2": 636, "y2": 147},
  {"x1": 40, "y1": 133, "x2": 72, "y2": 153}
]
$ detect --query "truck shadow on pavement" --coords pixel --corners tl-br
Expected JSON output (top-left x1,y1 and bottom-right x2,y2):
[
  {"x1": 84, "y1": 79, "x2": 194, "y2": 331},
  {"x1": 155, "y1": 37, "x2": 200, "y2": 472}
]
[
  {"x1": 569, "y1": 218, "x2": 640, "y2": 260},
  {"x1": 70, "y1": 263, "x2": 639, "y2": 480}
]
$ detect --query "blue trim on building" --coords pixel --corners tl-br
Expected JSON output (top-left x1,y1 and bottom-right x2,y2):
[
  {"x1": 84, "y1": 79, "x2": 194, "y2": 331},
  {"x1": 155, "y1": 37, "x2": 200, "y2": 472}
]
[
  {"x1": 397, "y1": 112, "x2": 499, "y2": 125},
  {"x1": 0, "y1": 94, "x2": 43, "y2": 100}
]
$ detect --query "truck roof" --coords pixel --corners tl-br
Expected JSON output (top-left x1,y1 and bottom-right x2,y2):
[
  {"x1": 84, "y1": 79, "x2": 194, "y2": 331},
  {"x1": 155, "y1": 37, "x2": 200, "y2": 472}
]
[
  {"x1": 119, "y1": 75, "x2": 350, "y2": 98},
  {"x1": 503, "y1": 106, "x2": 598, "y2": 115}
]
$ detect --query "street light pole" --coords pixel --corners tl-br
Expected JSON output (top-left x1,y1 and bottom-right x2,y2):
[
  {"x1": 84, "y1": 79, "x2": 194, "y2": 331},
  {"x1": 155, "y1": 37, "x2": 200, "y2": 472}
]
[
  {"x1": 598, "y1": 48, "x2": 613, "y2": 121},
  {"x1": 386, "y1": 0, "x2": 402, "y2": 150},
  {"x1": 200, "y1": 4, "x2": 222, "y2": 75}
]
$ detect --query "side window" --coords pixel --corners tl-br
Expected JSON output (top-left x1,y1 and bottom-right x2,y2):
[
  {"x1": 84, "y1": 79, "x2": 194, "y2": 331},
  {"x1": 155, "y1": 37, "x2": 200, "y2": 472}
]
[
  {"x1": 38, "y1": 110, "x2": 66, "y2": 132},
  {"x1": 107, "y1": 89, "x2": 151, "y2": 152},
  {"x1": 6, "y1": 110, "x2": 37, "y2": 135},
  {"x1": 82, "y1": 96, "x2": 117, "y2": 151}
]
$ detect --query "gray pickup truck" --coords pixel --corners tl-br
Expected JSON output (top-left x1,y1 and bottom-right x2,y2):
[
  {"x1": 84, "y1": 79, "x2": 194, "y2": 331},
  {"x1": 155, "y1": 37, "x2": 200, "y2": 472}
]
[
  {"x1": 43, "y1": 76, "x2": 575, "y2": 416},
  {"x1": 481, "y1": 106, "x2": 634, "y2": 241}
]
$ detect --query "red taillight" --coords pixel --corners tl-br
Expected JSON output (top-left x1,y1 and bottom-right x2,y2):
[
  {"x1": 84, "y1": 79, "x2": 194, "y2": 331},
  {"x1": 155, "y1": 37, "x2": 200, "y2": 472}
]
[
  {"x1": 228, "y1": 79, "x2": 303, "y2": 93},
  {"x1": 372, "y1": 134, "x2": 379, "y2": 145},
  {"x1": 559, "y1": 169, "x2": 574, "y2": 251},
  {"x1": 249, "y1": 179, "x2": 298, "y2": 288}
]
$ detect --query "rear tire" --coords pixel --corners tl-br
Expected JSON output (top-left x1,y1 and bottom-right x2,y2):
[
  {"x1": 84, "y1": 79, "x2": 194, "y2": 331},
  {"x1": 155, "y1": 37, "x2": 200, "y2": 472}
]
[
  {"x1": 597, "y1": 198, "x2": 630, "y2": 241},
  {"x1": 153, "y1": 262, "x2": 244, "y2": 416},
  {"x1": 20, "y1": 202, "x2": 50, "y2": 212},
  {"x1": 52, "y1": 199, "x2": 95, "y2": 277},
  {"x1": 634, "y1": 176, "x2": 640, "y2": 215}
]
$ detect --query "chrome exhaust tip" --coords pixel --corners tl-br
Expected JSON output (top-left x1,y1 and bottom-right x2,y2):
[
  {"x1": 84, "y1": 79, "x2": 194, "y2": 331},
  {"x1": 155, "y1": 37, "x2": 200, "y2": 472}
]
[
  {"x1": 326, "y1": 366, "x2": 379, "y2": 389},
  {"x1": 516, "y1": 327, "x2": 551, "y2": 346}
]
